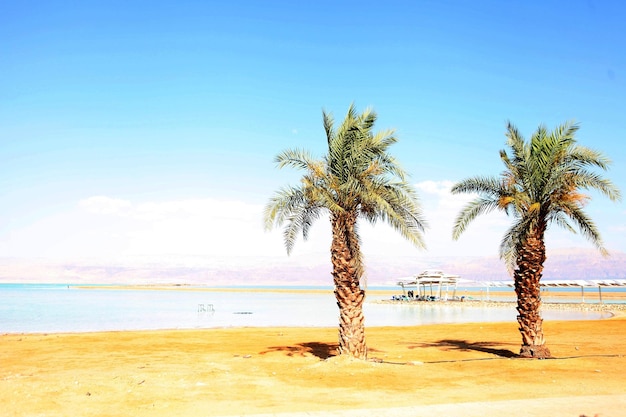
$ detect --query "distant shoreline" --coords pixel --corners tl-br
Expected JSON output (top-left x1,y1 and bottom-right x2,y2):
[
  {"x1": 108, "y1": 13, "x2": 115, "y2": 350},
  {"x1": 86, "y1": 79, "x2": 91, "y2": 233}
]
[
  {"x1": 69, "y1": 282, "x2": 626, "y2": 297},
  {"x1": 6, "y1": 282, "x2": 625, "y2": 309},
  {"x1": 68, "y1": 283, "x2": 626, "y2": 316},
  {"x1": 4, "y1": 285, "x2": 625, "y2": 321}
]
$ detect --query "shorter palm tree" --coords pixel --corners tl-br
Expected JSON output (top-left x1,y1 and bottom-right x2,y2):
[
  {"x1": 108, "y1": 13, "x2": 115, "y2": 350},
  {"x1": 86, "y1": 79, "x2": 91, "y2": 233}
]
[
  {"x1": 452, "y1": 121, "x2": 621, "y2": 358},
  {"x1": 265, "y1": 104, "x2": 427, "y2": 359}
]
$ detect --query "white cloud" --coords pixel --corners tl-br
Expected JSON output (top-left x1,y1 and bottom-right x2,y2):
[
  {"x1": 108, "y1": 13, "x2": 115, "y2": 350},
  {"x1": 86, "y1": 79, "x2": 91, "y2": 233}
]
[
  {"x1": 7, "y1": 182, "x2": 615, "y2": 268},
  {"x1": 28, "y1": 184, "x2": 508, "y2": 263},
  {"x1": 347, "y1": 180, "x2": 510, "y2": 260},
  {"x1": 0, "y1": 196, "x2": 294, "y2": 263},
  {"x1": 415, "y1": 179, "x2": 456, "y2": 197},
  {"x1": 74, "y1": 197, "x2": 292, "y2": 260},
  {"x1": 79, "y1": 196, "x2": 132, "y2": 215},
  {"x1": 415, "y1": 180, "x2": 508, "y2": 256}
]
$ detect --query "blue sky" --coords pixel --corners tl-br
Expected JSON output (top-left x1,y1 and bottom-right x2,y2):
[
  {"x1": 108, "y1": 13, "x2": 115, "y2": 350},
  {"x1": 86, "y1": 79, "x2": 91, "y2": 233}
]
[{"x1": 1, "y1": 1, "x2": 625, "y2": 271}]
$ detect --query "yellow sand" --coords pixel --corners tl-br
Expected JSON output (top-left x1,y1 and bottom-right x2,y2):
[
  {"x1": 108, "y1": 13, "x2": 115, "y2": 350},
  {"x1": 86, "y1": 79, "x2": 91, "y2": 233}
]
[{"x1": 2, "y1": 316, "x2": 625, "y2": 416}]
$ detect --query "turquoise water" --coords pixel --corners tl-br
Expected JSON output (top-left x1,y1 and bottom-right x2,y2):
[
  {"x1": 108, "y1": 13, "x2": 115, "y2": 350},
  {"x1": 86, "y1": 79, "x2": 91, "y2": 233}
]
[{"x1": 0, "y1": 284, "x2": 615, "y2": 334}]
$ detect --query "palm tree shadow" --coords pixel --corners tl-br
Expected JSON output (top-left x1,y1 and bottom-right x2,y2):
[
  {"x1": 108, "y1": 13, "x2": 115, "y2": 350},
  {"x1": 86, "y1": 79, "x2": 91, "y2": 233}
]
[
  {"x1": 259, "y1": 342, "x2": 339, "y2": 359},
  {"x1": 410, "y1": 339, "x2": 517, "y2": 359},
  {"x1": 260, "y1": 342, "x2": 383, "y2": 360}
]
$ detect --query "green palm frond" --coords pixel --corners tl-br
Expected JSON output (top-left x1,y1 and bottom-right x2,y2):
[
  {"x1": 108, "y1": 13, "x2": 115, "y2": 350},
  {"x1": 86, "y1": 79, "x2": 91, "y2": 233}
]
[
  {"x1": 322, "y1": 110, "x2": 334, "y2": 146},
  {"x1": 504, "y1": 121, "x2": 528, "y2": 165},
  {"x1": 499, "y1": 220, "x2": 527, "y2": 270},
  {"x1": 452, "y1": 197, "x2": 501, "y2": 240},
  {"x1": 570, "y1": 169, "x2": 621, "y2": 201},
  {"x1": 264, "y1": 185, "x2": 307, "y2": 231},
  {"x1": 566, "y1": 145, "x2": 612, "y2": 170},
  {"x1": 266, "y1": 104, "x2": 428, "y2": 256},
  {"x1": 451, "y1": 176, "x2": 504, "y2": 197},
  {"x1": 548, "y1": 211, "x2": 577, "y2": 234},
  {"x1": 274, "y1": 148, "x2": 318, "y2": 172},
  {"x1": 562, "y1": 204, "x2": 606, "y2": 254},
  {"x1": 360, "y1": 180, "x2": 427, "y2": 245},
  {"x1": 453, "y1": 120, "x2": 620, "y2": 269}
]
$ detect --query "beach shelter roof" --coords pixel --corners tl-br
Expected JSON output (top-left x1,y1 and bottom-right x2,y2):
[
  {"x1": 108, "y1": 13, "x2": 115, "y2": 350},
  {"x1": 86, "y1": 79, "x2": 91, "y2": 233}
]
[
  {"x1": 396, "y1": 270, "x2": 461, "y2": 287},
  {"x1": 481, "y1": 279, "x2": 626, "y2": 288},
  {"x1": 478, "y1": 279, "x2": 626, "y2": 304}
]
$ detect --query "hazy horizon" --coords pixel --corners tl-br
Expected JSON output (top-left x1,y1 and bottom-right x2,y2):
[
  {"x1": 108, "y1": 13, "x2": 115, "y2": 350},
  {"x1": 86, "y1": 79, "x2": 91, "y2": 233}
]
[{"x1": 1, "y1": 247, "x2": 624, "y2": 287}]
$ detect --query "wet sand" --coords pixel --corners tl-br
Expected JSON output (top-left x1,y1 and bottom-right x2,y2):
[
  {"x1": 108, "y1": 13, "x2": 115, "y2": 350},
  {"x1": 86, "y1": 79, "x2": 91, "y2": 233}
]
[{"x1": 2, "y1": 315, "x2": 626, "y2": 416}]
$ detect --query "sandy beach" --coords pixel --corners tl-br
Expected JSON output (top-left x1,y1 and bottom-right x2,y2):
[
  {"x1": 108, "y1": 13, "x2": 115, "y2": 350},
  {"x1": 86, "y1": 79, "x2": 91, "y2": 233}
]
[{"x1": 2, "y1": 313, "x2": 626, "y2": 417}]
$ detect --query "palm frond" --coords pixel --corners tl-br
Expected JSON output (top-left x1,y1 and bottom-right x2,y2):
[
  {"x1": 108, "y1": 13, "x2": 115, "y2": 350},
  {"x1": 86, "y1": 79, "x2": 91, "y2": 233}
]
[
  {"x1": 264, "y1": 184, "x2": 326, "y2": 254},
  {"x1": 266, "y1": 104, "x2": 428, "y2": 257},
  {"x1": 499, "y1": 219, "x2": 528, "y2": 271},
  {"x1": 451, "y1": 176, "x2": 504, "y2": 197},
  {"x1": 562, "y1": 204, "x2": 607, "y2": 255},
  {"x1": 454, "y1": 120, "x2": 620, "y2": 264},
  {"x1": 322, "y1": 109, "x2": 334, "y2": 147},
  {"x1": 566, "y1": 144, "x2": 612, "y2": 170},
  {"x1": 275, "y1": 148, "x2": 318, "y2": 171},
  {"x1": 264, "y1": 186, "x2": 306, "y2": 230},
  {"x1": 452, "y1": 197, "x2": 501, "y2": 240}
]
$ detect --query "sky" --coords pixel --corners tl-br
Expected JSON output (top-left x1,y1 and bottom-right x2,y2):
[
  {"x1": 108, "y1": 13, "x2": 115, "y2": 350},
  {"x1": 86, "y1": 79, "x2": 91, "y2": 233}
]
[{"x1": 1, "y1": 1, "x2": 625, "y2": 275}]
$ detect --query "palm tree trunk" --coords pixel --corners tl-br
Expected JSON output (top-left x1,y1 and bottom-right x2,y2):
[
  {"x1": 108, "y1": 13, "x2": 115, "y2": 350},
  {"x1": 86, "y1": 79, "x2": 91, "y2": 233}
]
[
  {"x1": 514, "y1": 232, "x2": 551, "y2": 359},
  {"x1": 330, "y1": 211, "x2": 367, "y2": 360}
]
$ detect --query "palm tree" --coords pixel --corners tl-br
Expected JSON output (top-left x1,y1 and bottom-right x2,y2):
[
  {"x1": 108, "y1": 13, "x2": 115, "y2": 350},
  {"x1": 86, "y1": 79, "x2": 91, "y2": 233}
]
[
  {"x1": 451, "y1": 121, "x2": 621, "y2": 359},
  {"x1": 265, "y1": 104, "x2": 427, "y2": 359}
]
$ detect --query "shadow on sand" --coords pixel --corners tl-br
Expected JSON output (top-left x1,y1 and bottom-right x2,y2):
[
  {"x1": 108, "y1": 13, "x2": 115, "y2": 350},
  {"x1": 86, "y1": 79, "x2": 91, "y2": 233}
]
[
  {"x1": 260, "y1": 342, "x2": 384, "y2": 360},
  {"x1": 409, "y1": 339, "x2": 518, "y2": 360},
  {"x1": 259, "y1": 342, "x2": 339, "y2": 359}
]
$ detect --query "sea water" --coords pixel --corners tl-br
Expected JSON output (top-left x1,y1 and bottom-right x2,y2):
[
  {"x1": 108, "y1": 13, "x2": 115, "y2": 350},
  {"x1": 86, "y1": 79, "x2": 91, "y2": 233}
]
[{"x1": 0, "y1": 284, "x2": 613, "y2": 334}]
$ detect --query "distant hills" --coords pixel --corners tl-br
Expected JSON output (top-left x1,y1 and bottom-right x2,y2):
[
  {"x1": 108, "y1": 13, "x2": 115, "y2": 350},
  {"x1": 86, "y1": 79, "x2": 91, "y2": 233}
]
[{"x1": 1, "y1": 248, "x2": 624, "y2": 286}]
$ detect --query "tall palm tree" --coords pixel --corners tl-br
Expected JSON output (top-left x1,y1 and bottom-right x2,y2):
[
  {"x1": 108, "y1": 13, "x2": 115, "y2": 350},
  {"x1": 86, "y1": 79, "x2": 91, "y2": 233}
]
[
  {"x1": 451, "y1": 121, "x2": 621, "y2": 358},
  {"x1": 265, "y1": 104, "x2": 427, "y2": 359}
]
